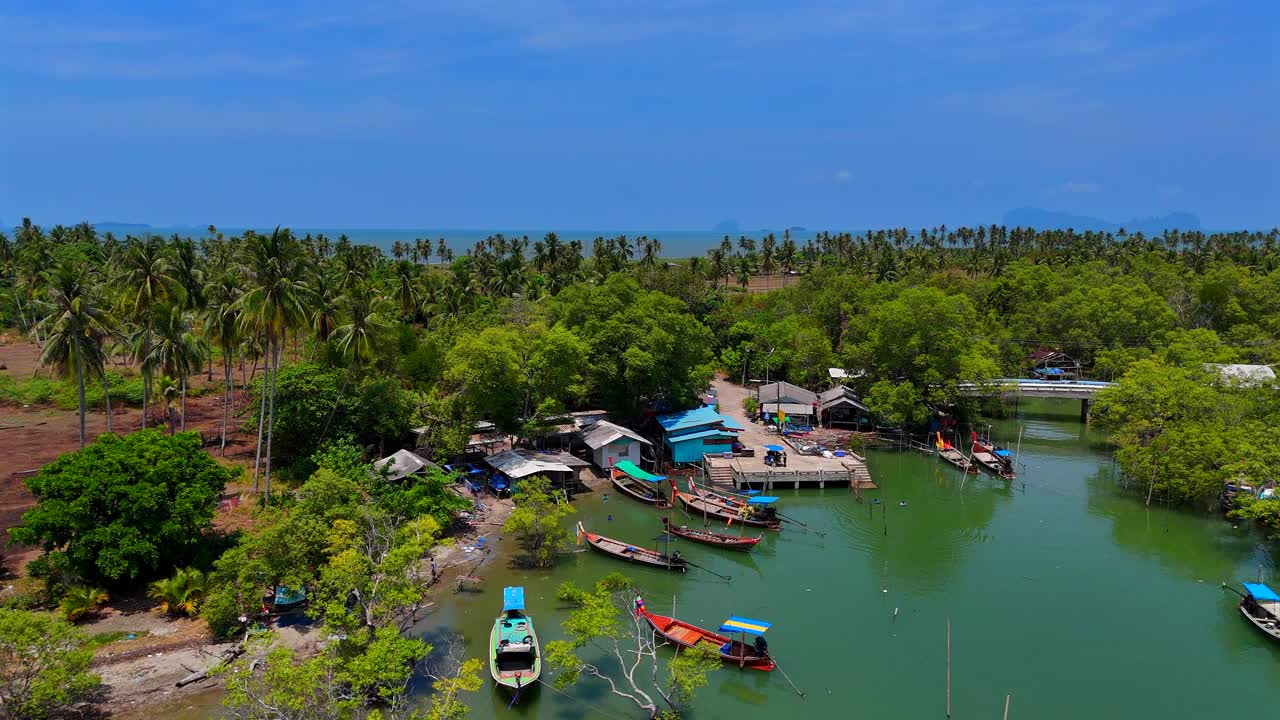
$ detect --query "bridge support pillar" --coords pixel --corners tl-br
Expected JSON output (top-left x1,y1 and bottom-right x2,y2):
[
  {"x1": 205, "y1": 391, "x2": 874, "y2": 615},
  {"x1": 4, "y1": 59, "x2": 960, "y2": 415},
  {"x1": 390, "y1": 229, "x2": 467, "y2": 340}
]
[{"x1": 1080, "y1": 398, "x2": 1091, "y2": 423}]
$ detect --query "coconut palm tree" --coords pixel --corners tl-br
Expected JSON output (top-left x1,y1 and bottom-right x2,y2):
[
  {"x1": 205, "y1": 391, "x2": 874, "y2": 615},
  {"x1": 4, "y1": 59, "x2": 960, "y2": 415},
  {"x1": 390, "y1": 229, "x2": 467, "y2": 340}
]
[
  {"x1": 34, "y1": 260, "x2": 114, "y2": 448},
  {"x1": 237, "y1": 228, "x2": 312, "y2": 500},
  {"x1": 392, "y1": 260, "x2": 419, "y2": 319},
  {"x1": 148, "y1": 304, "x2": 208, "y2": 432},
  {"x1": 205, "y1": 272, "x2": 243, "y2": 453}
]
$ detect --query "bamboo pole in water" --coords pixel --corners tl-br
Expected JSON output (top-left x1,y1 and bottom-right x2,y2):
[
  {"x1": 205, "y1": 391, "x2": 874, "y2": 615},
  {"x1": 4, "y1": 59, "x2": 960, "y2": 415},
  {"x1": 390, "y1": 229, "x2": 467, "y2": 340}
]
[
  {"x1": 1003, "y1": 693, "x2": 1012, "y2": 720},
  {"x1": 946, "y1": 618, "x2": 952, "y2": 718}
]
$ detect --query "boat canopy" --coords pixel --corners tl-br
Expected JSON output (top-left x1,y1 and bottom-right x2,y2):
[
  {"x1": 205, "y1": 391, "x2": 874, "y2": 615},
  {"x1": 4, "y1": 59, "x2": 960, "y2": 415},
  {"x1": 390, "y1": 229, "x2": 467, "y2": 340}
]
[
  {"x1": 614, "y1": 460, "x2": 665, "y2": 483},
  {"x1": 1244, "y1": 582, "x2": 1280, "y2": 603},
  {"x1": 994, "y1": 449, "x2": 1011, "y2": 457},
  {"x1": 763, "y1": 444, "x2": 785, "y2": 452},
  {"x1": 748, "y1": 496, "x2": 780, "y2": 505},
  {"x1": 719, "y1": 616, "x2": 771, "y2": 635},
  {"x1": 503, "y1": 586, "x2": 525, "y2": 611},
  {"x1": 741, "y1": 489, "x2": 761, "y2": 496}
]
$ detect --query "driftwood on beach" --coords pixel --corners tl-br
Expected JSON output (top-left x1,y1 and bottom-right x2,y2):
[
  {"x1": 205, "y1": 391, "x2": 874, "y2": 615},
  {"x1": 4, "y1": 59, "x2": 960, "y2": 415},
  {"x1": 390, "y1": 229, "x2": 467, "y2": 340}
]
[{"x1": 175, "y1": 631, "x2": 249, "y2": 688}]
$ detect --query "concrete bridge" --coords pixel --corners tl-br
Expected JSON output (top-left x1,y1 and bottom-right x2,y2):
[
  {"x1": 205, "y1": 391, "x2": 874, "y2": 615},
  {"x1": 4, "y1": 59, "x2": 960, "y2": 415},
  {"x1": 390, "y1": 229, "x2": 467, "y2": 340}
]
[{"x1": 957, "y1": 378, "x2": 1115, "y2": 421}]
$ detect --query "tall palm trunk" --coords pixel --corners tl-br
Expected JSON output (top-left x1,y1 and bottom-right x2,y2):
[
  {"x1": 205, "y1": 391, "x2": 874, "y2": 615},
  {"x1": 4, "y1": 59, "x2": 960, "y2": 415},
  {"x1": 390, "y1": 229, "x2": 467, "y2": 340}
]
[
  {"x1": 102, "y1": 368, "x2": 113, "y2": 434},
  {"x1": 180, "y1": 375, "x2": 188, "y2": 432},
  {"x1": 221, "y1": 359, "x2": 231, "y2": 455},
  {"x1": 141, "y1": 369, "x2": 150, "y2": 430},
  {"x1": 251, "y1": 352, "x2": 268, "y2": 494},
  {"x1": 75, "y1": 336, "x2": 87, "y2": 448},
  {"x1": 263, "y1": 338, "x2": 281, "y2": 502}
]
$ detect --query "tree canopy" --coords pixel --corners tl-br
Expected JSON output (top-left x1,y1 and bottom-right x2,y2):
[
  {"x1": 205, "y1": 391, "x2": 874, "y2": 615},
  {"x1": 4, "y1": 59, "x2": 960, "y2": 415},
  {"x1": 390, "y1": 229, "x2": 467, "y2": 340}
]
[{"x1": 13, "y1": 430, "x2": 235, "y2": 584}]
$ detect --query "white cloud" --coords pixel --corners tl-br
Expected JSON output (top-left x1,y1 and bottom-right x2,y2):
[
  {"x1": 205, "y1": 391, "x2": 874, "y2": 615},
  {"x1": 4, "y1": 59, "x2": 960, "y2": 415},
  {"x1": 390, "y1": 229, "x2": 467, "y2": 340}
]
[{"x1": 1061, "y1": 180, "x2": 1101, "y2": 193}]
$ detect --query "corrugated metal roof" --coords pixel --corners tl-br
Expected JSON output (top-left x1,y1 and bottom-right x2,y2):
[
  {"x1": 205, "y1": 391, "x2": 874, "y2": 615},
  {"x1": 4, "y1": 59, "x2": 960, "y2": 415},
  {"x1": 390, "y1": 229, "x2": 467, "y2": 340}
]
[
  {"x1": 373, "y1": 449, "x2": 435, "y2": 482},
  {"x1": 761, "y1": 402, "x2": 814, "y2": 416},
  {"x1": 485, "y1": 449, "x2": 588, "y2": 478},
  {"x1": 756, "y1": 381, "x2": 817, "y2": 405},
  {"x1": 581, "y1": 420, "x2": 651, "y2": 449},
  {"x1": 657, "y1": 405, "x2": 725, "y2": 432},
  {"x1": 669, "y1": 429, "x2": 738, "y2": 443}
]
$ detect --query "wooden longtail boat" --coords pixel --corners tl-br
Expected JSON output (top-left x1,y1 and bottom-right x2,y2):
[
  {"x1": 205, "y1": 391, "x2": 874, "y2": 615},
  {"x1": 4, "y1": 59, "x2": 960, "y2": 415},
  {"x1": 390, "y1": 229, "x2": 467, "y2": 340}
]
[
  {"x1": 1230, "y1": 582, "x2": 1280, "y2": 641},
  {"x1": 674, "y1": 489, "x2": 782, "y2": 530},
  {"x1": 660, "y1": 517, "x2": 761, "y2": 551},
  {"x1": 640, "y1": 607, "x2": 775, "y2": 671},
  {"x1": 577, "y1": 522, "x2": 687, "y2": 572},
  {"x1": 489, "y1": 586, "x2": 541, "y2": 693},
  {"x1": 938, "y1": 446, "x2": 976, "y2": 473},
  {"x1": 610, "y1": 463, "x2": 670, "y2": 508},
  {"x1": 970, "y1": 441, "x2": 1016, "y2": 479}
]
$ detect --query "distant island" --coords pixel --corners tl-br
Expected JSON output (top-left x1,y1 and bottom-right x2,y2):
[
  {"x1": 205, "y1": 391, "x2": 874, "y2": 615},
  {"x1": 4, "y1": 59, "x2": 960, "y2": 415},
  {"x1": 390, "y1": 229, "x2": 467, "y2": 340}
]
[{"x1": 1003, "y1": 208, "x2": 1201, "y2": 234}]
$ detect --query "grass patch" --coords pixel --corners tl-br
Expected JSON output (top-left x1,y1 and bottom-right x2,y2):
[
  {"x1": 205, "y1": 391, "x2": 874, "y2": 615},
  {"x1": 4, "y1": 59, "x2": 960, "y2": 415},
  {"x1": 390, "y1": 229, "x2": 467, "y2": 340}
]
[{"x1": 85, "y1": 629, "x2": 149, "y2": 648}]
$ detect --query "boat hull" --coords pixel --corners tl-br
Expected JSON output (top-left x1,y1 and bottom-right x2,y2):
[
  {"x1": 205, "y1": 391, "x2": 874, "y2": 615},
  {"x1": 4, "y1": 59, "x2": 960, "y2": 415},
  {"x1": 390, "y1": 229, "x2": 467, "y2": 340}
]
[
  {"x1": 584, "y1": 530, "x2": 688, "y2": 572},
  {"x1": 661, "y1": 518, "x2": 760, "y2": 551},
  {"x1": 489, "y1": 616, "x2": 541, "y2": 691},
  {"x1": 611, "y1": 472, "x2": 670, "y2": 508},
  {"x1": 641, "y1": 609, "x2": 774, "y2": 671},
  {"x1": 675, "y1": 492, "x2": 781, "y2": 530},
  {"x1": 1239, "y1": 601, "x2": 1280, "y2": 641}
]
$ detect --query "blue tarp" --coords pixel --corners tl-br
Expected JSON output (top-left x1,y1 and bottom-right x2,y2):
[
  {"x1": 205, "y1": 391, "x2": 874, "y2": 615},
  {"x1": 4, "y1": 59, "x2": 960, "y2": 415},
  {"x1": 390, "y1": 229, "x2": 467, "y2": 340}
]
[
  {"x1": 742, "y1": 490, "x2": 761, "y2": 496},
  {"x1": 503, "y1": 586, "x2": 525, "y2": 611},
  {"x1": 994, "y1": 449, "x2": 1011, "y2": 457},
  {"x1": 274, "y1": 586, "x2": 306, "y2": 606},
  {"x1": 748, "y1": 496, "x2": 779, "y2": 505},
  {"x1": 1244, "y1": 583, "x2": 1280, "y2": 603},
  {"x1": 719, "y1": 616, "x2": 772, "y2": 635},
  {"x1": 763, "y1": 444, "x2": 785, "y2": 452}
]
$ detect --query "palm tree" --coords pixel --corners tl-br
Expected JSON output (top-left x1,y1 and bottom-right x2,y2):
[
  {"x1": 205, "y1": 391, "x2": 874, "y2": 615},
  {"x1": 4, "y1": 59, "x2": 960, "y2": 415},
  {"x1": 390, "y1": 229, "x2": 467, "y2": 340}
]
[
  {"x1": 148, "y1": 304, "x2": 207, "y2": 432},
  {"x1": 735, "y1": 256, "x2": 753, "y2": 289},
  {"x1": 205, "y1": 272, "x2": 243, "y2": 454},
  {"x1": 237, "y1": 228, "x2": 312, "y2": 500},
  {"x1": 392, "y1": 261, "x2": 419, "y2": 319},
  {"x1": 148, "y1": 567, "x2": 207, "y2": 616},
  {"x1": 35, "y1": 261, "x2": 114, "y2": 448},
  {"x1": 60, "y1": 585, "x2": 109, "y2": 622}
]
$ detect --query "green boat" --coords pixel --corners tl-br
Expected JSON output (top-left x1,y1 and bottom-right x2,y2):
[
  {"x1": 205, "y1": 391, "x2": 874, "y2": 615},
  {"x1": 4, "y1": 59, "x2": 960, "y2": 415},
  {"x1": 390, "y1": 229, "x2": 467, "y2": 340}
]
[{"x1": 489, "y1": 586, "x2": 541, "y2": 692}]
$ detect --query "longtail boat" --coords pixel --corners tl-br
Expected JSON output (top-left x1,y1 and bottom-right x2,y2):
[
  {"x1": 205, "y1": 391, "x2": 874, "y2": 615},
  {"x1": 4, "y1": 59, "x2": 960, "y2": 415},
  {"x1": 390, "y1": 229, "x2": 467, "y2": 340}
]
[
  {"x1": 640, "y1": 605, "x2": 775, "y2": 671},
  {"x1": 577, "y1": 522, "x2": 687, "y2": 572},
  {"x1": 1228, "y1": 582, "x2": 1280, "y2": 641},
  {"x1": 935, "y1": 432, "x2": 976, "y2": 474},
  {"x1": 489, "y1": 586, "x2": 541, "y2": 693},
  {"x1": 660, "y1": 517, "x2": 761, "y2": 551},
  {"x1": 673, "y1": 488, "x2": 782, "y2": 530},
  {"x1": 610, "y1": 461, "x2": 670, "y2": 508},
  {"x1": 970, "y1": 440, "x2": 1016, "y2": 479}
]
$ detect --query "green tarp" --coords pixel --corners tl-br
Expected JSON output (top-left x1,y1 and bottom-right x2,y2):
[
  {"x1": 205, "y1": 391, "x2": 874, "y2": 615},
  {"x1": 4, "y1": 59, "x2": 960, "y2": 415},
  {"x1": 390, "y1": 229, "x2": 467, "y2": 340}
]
[{"x1": 614, "y1": 460, "x2": 666, "y2": 483}]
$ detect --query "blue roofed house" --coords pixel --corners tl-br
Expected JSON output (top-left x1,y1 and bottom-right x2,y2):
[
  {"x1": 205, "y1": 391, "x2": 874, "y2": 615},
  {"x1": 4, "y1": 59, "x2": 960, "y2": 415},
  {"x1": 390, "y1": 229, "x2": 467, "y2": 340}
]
[{"x1": 657, "y1": 406, "x2": 742, "y2": 464}]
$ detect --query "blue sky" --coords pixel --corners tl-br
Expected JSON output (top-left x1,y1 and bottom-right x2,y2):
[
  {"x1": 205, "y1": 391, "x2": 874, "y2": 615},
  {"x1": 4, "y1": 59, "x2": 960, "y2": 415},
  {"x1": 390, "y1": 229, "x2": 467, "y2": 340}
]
[{"x1": 1, "y1": 1, "x2": 1276, "y2": 230}]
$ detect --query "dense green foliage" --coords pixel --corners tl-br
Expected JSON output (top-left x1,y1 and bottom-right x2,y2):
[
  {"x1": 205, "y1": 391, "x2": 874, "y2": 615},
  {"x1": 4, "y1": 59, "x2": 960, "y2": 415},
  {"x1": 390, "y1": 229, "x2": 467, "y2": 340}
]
[
  {"x1": 547, "y1": 573, "x2": 720, "y2": 718},
  {"x1": 13, "y1": 430, "x2": 235, "y2": 584},
  {"x1": 0, "y1": 609, "x2": 101, "y2": 720},
  {"x1": 1094, "y1": 360, "x2": 1280, "y2": 512},
  {"x1": 502, "y1": 475, "x2": 575, "y2": 567}
]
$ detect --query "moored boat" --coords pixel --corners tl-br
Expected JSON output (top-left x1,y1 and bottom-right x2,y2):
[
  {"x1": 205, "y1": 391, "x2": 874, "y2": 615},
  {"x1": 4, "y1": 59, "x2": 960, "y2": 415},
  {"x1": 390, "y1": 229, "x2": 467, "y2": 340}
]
[
  {"x1": 610, "y1": 461, "x2": 670, "y2": 508},
  {"x1": 660, "y1": 516, "x2": 761, "y2": 551},
  {"x1": 935, "y1": 432, "x2": 976, "y2": 473},
  {"x1": 489, "y1": 586, "x2": 541, "y2": 692},
  {"x1": 577, "y1": 522, "x2": 688, "y2": 572},
  {"x1": 1229, "y1": 582, "x2": 1280, "y2": 641},
  {"x1": 640, "y1": 604, "x2": 775, "y2": 671},
  {"x1": 970, "y1": 441, "x2": 1016, "y2": 479},
  {"x1": 674, "y1": 487, "x2": 782, "y2": 530}
]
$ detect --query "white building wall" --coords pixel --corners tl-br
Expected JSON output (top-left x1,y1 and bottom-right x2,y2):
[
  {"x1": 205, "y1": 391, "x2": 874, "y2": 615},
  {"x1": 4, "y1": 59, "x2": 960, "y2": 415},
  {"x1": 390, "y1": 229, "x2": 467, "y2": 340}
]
[{"x1": 593, "y1": 439, "x2": 642, "y2": 470}]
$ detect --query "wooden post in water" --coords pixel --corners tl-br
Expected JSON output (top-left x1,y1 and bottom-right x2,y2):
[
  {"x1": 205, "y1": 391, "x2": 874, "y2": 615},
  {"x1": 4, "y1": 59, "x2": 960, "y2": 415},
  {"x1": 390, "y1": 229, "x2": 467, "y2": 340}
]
[
  {"x1": 946, "y1": 618, "x2": 951, "y2": 718},
  {"x1": 1003, "y1": 693, "x2": 1012, "y2": 720}
]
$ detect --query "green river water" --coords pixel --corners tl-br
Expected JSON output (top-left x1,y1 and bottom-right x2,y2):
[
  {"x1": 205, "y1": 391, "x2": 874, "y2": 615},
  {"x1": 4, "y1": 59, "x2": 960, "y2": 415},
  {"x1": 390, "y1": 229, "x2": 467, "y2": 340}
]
[{"x1": 159, "y1": 400, "x2": 1280, "y2": 718}]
